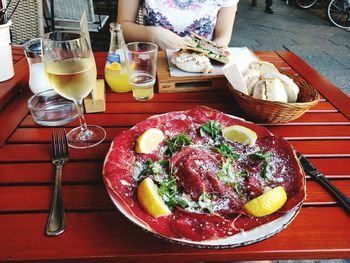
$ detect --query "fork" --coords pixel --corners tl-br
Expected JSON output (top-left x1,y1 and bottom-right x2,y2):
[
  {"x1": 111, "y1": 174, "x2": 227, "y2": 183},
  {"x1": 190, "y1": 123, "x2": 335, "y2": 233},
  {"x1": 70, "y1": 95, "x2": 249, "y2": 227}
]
[{"x1": 46, "y1": 129, "x2": 69, "y2": 236}]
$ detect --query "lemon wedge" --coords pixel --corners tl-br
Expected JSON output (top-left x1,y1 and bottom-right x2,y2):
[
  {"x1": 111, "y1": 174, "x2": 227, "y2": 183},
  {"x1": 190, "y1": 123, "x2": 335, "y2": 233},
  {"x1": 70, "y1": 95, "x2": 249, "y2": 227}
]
[
  {"x1": 106, "y1": 61, "x2": 121, "y2": 71},
  {"x1": 243, "y1": 186, "x2": 287, "y2": 217},
  {"x1": 222, "y1": 125, "x2": 257, "y2": 146},
  {"x1": 137, "y1": 177, "x2": 171, "y2": 218},
  {"x1": 135, "y1": 128, "x2": 164, "y2": 154}
]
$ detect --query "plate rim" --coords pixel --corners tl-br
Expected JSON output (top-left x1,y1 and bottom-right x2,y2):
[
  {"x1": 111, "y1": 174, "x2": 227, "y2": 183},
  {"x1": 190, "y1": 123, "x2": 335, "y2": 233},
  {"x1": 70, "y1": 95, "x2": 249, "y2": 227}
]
[{"x1": 106, "y1": 187, "x2": 303, "y2": 249}]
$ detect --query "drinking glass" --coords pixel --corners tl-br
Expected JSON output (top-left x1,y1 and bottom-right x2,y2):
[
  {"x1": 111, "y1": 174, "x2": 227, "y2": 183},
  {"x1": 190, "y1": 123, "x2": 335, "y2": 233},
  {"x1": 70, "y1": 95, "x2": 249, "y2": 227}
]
[
  {"x1": 125, "y1": 42, "x2": 158, "y2": 101},
  {"x1": 42, "y1": 31, "x2": 106, "y2": 149}
]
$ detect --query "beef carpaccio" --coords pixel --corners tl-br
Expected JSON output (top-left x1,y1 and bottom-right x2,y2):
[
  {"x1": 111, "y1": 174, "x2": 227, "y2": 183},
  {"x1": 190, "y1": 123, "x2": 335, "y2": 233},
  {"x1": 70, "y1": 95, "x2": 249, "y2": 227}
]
[{"x1": 103, "y1": 106, "x2": 305, "y2": 245}]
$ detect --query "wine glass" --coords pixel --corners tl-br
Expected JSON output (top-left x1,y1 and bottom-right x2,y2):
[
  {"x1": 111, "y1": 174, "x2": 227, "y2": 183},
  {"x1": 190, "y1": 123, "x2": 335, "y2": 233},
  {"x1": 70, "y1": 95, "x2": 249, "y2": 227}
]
[{"x1": 42, "y1": 31, "x2": 106, "y2": 149}]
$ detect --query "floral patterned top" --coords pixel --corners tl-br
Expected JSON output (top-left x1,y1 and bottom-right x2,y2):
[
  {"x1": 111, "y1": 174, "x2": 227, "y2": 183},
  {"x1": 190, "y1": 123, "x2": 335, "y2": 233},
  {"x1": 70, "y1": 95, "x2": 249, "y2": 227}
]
[{"x1": 142, "y1": 0, "x2": 238, "y2": 39}]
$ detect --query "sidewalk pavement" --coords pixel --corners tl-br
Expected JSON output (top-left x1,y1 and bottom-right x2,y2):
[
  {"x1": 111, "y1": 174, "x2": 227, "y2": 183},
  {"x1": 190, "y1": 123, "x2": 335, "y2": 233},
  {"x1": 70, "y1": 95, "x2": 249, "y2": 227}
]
[{"x1": 230, "y1": 0, "x2": 350, "y2": 97}]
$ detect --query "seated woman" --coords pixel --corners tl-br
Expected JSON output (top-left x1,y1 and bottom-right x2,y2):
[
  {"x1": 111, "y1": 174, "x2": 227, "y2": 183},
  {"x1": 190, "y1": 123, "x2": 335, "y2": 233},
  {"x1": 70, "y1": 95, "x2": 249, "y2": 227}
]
[{"x1": 117, "y1": 0, "x2": 238, "y2": 50}]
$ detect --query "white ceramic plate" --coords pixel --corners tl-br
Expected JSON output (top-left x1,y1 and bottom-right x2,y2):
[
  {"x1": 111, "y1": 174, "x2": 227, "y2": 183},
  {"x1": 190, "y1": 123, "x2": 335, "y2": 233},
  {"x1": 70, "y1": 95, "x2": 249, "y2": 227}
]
[{"x1": 104, "y1": 107, "x2": 305, "y2": 248}]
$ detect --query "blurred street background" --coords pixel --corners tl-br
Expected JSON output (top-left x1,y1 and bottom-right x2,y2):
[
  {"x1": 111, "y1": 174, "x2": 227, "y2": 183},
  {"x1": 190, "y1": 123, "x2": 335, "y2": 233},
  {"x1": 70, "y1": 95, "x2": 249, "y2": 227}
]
[{"x1": 230, "y1": 0, "x2": 350, "y2": 96}]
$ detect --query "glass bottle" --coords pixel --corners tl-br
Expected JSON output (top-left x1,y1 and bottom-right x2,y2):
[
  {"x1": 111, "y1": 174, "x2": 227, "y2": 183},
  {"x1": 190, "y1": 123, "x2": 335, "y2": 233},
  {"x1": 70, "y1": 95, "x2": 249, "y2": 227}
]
[{"x1": 104, "y1": 22, "x2": 131, "y2": 93}]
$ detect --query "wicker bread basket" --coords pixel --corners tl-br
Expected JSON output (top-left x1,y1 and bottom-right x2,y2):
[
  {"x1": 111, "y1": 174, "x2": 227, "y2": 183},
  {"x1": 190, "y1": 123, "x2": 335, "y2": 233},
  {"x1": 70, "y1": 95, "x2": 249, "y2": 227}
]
[{"x1": 228, "y1": 70, "x2": 320, "y2": 123}]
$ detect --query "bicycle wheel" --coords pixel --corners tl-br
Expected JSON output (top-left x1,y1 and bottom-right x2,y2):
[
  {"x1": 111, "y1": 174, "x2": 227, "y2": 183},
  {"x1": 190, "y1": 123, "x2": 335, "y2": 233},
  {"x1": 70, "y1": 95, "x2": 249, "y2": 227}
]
[
  {"x1": 296, "y1": 0, "x2": 318, "y2": 8},
  {"x1": 327, "y1": 0, "x2": 350, "y2": 29}
]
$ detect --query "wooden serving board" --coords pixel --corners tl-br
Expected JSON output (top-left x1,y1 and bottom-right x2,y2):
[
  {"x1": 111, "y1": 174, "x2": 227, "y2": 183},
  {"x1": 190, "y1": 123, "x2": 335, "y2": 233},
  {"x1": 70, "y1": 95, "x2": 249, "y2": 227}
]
[{"x1": 156, "y1": 51, "x2": 228, "y2": 93}]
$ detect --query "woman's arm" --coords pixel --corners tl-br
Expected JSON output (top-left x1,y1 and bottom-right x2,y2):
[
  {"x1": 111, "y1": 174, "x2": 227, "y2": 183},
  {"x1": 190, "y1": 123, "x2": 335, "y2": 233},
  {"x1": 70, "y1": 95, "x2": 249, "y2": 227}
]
[
  {"x1": 212, "y1": 4, "x2": 238, "y2": 47},
  {"x1": 117, "y1": 0, "x2": 151, "y2": 42},
  {"x1": 117, "y1": 0, "x2": 184, "y2": 50}
]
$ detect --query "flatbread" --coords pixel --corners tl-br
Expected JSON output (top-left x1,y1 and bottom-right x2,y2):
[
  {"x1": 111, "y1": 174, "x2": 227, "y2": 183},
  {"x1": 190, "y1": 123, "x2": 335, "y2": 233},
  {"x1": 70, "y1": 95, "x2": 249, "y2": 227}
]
[
  {"x1": 171, "y1": 51, "x2": 213, "y2": 74},
  {"x1": 182, "y1": 33, "x2": 230, "y2": 64}
]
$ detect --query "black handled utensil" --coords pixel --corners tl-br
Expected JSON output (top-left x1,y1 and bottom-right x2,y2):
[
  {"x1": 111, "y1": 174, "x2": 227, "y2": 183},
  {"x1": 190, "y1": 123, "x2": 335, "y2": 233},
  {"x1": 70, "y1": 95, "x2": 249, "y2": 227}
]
[{"x1": 298, "y1": 153, "x2": 350, "y2": 214}]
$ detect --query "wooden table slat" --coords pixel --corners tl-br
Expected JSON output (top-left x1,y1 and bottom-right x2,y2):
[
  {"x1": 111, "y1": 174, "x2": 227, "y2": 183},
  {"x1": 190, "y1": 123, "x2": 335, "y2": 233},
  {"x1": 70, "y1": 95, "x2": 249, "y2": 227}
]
[
  {"x1": 0, "y1": 54, "x2": 29, "y2": 110},
  {"x1": 105, "y1": 101, "x2": 237, "y2": 113},
  {"x1": 8, "y1": 127, "x2": 127, "y2": 143},
  {"x1": 267, "y1": 125, "x2": 350, "y2": 139},
  {"x1": 20, "y1": 112, "x2": 350, "y2": 128},
  {"x1": 105, "y1": 90, "x2": 232, "y2": 103},
  {"x1": 104, "y1": 101, "x2": 337, "y2": 113},
  {"x1": 0, "y1": 208, "x2": 349, "y2": 262},
  {"x1": 0, "y1": 162, "x2": 103, "y2": 184},
  {"x1": 7, "y1": 126, "x2": 350, "y2": 144},
  {"x1": 289, "y1": 140, "x2": 350, "y2": 157},
  {"x1": 0, "y1": 185, "x2": 112, "y2": 212},
  {"x1": 0, "y1": 89, "x2": 31, "y2": 147},
  {"x1": 0, "y1": 143, "x2": 109, "y2": 162}
]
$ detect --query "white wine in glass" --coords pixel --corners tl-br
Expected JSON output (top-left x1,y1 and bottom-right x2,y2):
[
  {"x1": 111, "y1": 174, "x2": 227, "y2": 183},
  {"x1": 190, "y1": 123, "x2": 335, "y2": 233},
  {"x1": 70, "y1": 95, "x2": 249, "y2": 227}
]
[{"x1": 42, "y1": 31, "x2": 106, "y2": 149}]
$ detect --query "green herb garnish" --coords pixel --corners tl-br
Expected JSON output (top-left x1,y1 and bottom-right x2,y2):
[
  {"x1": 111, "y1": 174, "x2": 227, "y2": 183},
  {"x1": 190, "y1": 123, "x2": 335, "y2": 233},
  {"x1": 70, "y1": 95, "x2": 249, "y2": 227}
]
[
  {"x1": 155, "y1": 175, "x2": 194, "y2": 210},
  {"x1": 198, "y1": 192, "x2": 214, "y2": 213},
  {"x1": 216, "y1": 159, "x2": 249, "y2": 195},
  {"x1": 238, "y1": 170, "x2": 249, "y2": 177},
  {"x1": 214, "y1": 142, "x2": 240, "y2": 160},
  {"x1": 156, "y1": 175, "x2": 178, "y2": 209},
  {"x1": 216, "y1": 159, "x2": 236, "y2": 183},
  {"x1": 234, "y1": 182, "x2": 242, "y2": 193},
  {"x1": 200, "y1": 120, "x2": 222, "y2": 140},
  {"x1": 250, "y1": 151, "x2": 271, "y2": 179},
  {"x1": 165, "y1": 133, "x2": 193, "y2": 155},
  {"x1": 137, "y1": 159, "x2": 169, "y2": 181}
]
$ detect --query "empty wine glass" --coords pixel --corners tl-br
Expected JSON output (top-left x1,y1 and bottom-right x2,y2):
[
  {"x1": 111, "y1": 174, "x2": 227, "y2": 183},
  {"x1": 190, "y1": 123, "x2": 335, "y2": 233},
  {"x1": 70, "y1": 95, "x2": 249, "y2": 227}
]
[{"x1": 42, "y1": 31, "x2": 106, "y2": 149}]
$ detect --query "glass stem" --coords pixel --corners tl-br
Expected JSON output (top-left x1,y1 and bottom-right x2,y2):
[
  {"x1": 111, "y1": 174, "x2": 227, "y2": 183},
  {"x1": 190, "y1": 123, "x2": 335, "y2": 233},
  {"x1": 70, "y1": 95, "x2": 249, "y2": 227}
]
[{"x1": 74, "y1": 99, "x2": 92, "y2": 141}]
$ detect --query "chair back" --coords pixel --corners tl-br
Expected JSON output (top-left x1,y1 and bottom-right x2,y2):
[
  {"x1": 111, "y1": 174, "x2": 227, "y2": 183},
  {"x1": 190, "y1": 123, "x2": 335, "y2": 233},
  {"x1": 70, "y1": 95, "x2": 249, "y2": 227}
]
[
  {"x1": 7, "y1": 0, "x2": 44, "y2": 45},
  {"x1": 45, "y1": 0, "x2": 96, "y2": 23},
  {"x1": 44, "y1": 0, "x2": 109, "y2": 32}
]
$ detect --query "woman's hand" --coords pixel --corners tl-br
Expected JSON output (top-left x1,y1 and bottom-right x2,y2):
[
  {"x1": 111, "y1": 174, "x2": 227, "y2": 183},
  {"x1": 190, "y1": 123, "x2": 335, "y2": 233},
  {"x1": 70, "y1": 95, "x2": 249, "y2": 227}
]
[{"x1": 152, "y1": 27, "x2": 184, "y2": 50}]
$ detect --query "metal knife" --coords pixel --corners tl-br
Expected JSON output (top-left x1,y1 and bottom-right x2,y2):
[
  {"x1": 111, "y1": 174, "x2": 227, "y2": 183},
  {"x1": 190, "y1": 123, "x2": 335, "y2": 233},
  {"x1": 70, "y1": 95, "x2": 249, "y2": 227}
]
[{"x1": 298, "y1": 153, "x2": 350, "y2": 214}]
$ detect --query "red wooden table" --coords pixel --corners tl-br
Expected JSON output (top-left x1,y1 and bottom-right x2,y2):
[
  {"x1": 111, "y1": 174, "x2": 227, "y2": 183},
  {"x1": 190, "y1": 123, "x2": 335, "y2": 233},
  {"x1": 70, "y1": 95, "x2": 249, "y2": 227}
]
[
  {"x1": 0, "y1": 49, "x2": 349, "y2": 262},
  {"x1": 0, "y1": 47, "x2": 28, "y2": 110}
]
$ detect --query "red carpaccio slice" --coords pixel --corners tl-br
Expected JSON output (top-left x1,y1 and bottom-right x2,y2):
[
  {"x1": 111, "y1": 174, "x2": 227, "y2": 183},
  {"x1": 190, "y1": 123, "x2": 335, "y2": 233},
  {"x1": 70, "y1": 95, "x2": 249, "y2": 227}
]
[{"x1": 103, "y1": 106, "x2": 305, "y2": 242}]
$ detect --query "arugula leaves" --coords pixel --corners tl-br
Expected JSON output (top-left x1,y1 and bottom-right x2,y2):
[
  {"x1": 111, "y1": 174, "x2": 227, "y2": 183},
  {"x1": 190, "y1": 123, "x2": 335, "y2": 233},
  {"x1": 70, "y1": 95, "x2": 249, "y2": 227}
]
[
  {"x1": 216, "y1": 159, "x2": 248, "y2": 183},
  {"x1": 198, "y1": 192, "x2": 214, "y2": 213},
  {"x1": 155, "y1": 175, "x2": 195, "y2": 210},
  {"x1": 216, "y1": 159, "x2": 236, "y2": 183},
  {"x1": 136, "y1": 159, "x2": 169, "y2": 182},
  {"x1": 200, "y1": 120, "x2": 222, "y2": 141},
  {"x1": 156, "y1": 175, "x2": 179, "y2": 209},
  {"x1": 249, "y1": 151, "x2": 271, "y2": 179},
  {"x1": 250, "y1": 151, "x2": 271, "y2": 160},
  {"x1": 214, "y1": 142, "x2": 240, "y2": 160},
  {"x1": 137, "y1": 158, "x2": 185, "y2": 210},
  {"x1": 165, "y1": 133, "x2": 193, "y2": 155}
]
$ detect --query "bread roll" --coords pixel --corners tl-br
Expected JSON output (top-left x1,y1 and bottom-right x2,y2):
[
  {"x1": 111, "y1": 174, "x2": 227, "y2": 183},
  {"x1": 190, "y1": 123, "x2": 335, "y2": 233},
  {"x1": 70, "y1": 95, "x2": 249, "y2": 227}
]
[
  {"x1": 265, "y1": 78, "x2": 288, "y2": 102},
  {"x1": 252, "y1": 78, "x2": 288, "y2": 103},
  {"x1": 243, "y1": 68, "x2": 260, "y2": 95},
  {"x1": 249, "y1": 61, "x2": 279, "y2": 75},
  {"x1": 262, "y1": 72, "x2": 299, "y2": 103},
  {"x1": 276, "y1": 74, "x2": 299, "y2": 103},
  {"x1": 252, "y1": 80, "x2": 267, "y2": 100}
]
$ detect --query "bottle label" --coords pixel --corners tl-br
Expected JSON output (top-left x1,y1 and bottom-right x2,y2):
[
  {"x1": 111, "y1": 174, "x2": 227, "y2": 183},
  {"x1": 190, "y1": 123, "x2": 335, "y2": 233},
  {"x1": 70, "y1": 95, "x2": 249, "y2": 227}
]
[{"x1": 107, "y1": 53, "x2": 121, "y2": 64}]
